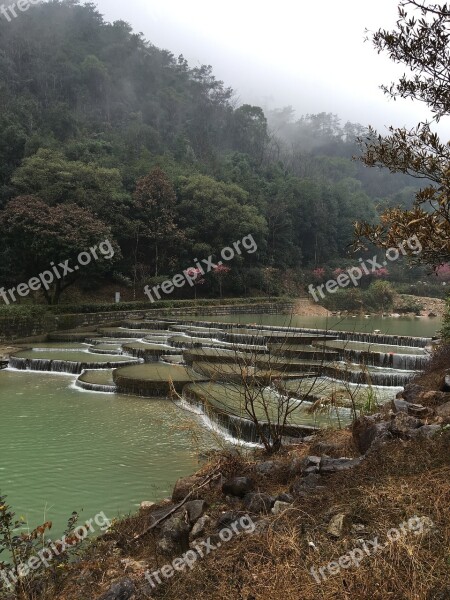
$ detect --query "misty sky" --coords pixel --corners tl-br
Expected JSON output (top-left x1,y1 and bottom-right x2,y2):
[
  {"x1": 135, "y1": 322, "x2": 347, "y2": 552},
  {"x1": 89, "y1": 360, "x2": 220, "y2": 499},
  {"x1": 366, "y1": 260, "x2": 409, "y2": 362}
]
[{"x1": 91, "y1": 1, "x2": 448, "y2": 135}]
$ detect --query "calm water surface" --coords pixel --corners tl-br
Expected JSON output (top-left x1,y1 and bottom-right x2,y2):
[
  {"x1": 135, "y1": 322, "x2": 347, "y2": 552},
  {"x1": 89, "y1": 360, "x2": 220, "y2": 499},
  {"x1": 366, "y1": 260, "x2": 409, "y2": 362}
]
[
  {"x1": 0, "y1": 370, "x2": 207, "y2": 536},
  {"x1": 189, "y1": 314, "x2": 442, "y2": 338}
]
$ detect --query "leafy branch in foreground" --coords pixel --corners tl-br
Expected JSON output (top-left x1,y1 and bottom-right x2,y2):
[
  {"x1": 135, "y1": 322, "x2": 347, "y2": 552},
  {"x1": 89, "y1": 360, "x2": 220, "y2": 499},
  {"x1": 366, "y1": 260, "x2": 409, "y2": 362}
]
[{"x1": 355, "y1": 1, "x2": 450, "y2": 267}]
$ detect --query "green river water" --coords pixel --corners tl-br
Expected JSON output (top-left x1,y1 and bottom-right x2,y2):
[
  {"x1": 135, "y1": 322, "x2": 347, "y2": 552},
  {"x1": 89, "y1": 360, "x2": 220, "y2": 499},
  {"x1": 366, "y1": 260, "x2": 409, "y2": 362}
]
[
  {"x1": 0, "y1": 314, "x2": 441, "y2": 537},
  {"x1": 0, "y1": 370, "x2": 206, "y2": 537}
]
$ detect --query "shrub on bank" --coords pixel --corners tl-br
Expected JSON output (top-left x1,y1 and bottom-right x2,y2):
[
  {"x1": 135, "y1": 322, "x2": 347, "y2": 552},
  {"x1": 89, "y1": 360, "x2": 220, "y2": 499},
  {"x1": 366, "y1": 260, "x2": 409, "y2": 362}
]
[{"x1": 322, "y1": 281, "x2": 395, "y2": 313}]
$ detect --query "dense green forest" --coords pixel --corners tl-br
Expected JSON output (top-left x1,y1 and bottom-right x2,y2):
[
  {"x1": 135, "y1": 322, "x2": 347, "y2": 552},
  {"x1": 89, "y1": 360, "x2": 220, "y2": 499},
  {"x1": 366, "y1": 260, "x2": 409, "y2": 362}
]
[{"x1": 0, "y1": 0, "x2": 425, "y2": 303}]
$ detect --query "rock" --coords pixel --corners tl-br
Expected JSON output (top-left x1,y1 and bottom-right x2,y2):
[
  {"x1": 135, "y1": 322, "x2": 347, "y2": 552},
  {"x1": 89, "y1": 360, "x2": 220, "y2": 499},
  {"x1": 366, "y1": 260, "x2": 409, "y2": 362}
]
[
  {"x1": 443, "y1": 374, "x2": 450, "y2": 392},
  {"x1": 436, "y1": 401, "x2": 450, "y2": 419},
  {"x1": 407, "y1": 403, "x2": 431, "y2": 418},
  {"x1": 352, "y1": 415, "x2": 392, "y2": 453},
  {"x1": 418, "y1": 390, "x2": 450, "y2": 407},
  {"x1": 172, "y1": 475, "x2": 204, "y2": 502},
  {"x1": 327, "y1": 513, "x2": 346, "y2": 538},
  {"x1": 302, "y1": 456, "x2": 321, "y2": 471},
  {"x1": 271, "y1": 501, "x2": 291, "y2": 515},
  {"x1": 255, "y1": 461, "x2": 281, "y2": 476},
  {"x1": 215, "y1": 511, "x2": 245, "y2": 530},
  {"x1": 401, "y1": 383, "x2": 427, "y2": 404},
  {"x1": 157, "y1": 514, "x2": 190, "y2": 555},
  {"x1": 139, "y1": 501, "x2": 155, "y2": 512},
  {"x1": 275, "y1": 492, "x2": 294, "y2": 504},
  {"x1": 243, "y1": 492, "x2": 274, "y2": 514},
  {"x1": 184, "y1": 500, "x2": 207, "y2": 525},
  {"x1": 191, "y1": 515, "x2": 210, "y2": 539},
  {"x1": 288, "y1": 457, "x2": 304, "y2": 477},
  {"x1": 97, "y1": 578, "x2": 136, "y2": 600},
  {"x1": 297, "y1": 472, "x2": 321, "y2": 488},
  {"x1": 389, "y1": 412, "x2": 423, "y2": 436},
  {"x1": 253, "y1": 519, "x2": 270, "y2": 535},
  {"x1": 291, "y1": 473, "x2": 323, "y2": 496},
  {"x1": 410, "y1": 424, "x2": 442, "y2": 439},
  {"x1": 392, "y1": 399, "x2": 410, "y2": 413},
  {"x1": 320, "y1": 457, "x2": 363, "y2": 474},
  {"x1": 120, "y1": 559, "x2": 147, "y2": 574},
  {"x1": 222, "y1": 477, "x2": 253, "y2": 498}
]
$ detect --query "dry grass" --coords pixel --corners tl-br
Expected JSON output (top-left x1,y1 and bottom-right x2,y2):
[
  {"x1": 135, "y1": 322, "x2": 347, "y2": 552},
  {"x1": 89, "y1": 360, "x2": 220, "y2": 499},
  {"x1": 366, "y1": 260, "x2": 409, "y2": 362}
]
[{"x1": 28, "y1": 428, "x2": 449, "y2": 600}]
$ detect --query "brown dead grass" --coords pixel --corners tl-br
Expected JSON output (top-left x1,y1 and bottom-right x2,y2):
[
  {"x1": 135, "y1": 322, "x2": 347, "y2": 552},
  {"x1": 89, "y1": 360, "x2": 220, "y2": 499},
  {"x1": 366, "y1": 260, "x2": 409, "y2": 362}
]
[
  {"x1": 31, "y1": 428, "x2": 450, "y2": 600},
  {"x1": 415, "y1": 344, "x2": 450, "y2": 390}
]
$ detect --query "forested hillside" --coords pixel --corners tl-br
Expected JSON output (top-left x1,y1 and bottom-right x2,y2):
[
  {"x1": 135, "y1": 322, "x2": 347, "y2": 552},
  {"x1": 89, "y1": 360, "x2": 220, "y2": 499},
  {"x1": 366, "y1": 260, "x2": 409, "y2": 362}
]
[{"x1": 0, "y1": 0, "x2": 421, "y2": 302}]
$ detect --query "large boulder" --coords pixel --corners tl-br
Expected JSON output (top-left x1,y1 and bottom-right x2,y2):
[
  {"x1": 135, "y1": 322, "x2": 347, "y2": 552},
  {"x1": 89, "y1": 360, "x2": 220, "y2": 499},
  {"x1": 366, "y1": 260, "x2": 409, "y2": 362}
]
[
  {"x1": 320, "y1": 457, "x2": 363, "y2": 474},
  {"x1": 184, "y1": 500, "x2": 207, "y2": 525},
  {"x1": 172, "y1": 475, "x2": 204, "y2": 502},
  {"x1": 392, "y1": 398, "x2": 431, "y2": 418},
  {"x1": 243, "y1": 492, "x2": 274, "y2": 514},
  {"x1": 291, "y1": 473, "x2": 323, "y2": 496},
  {"x1": 352, "y1": 414, "x2": 392, "y2": 453},
  {"x1": 302, "y1": 455, "x2": 321, "y2": 473},
  {"x1": 389, "y1": 412, "x2": 423, "y2": 436},
  {"x1": 435, "y1": 401, "x2": 450, "y2": 420},
  {"x1": 222, "y1": 477, "x2": 254, "y2": 498},
  {"x1": 191, "y1": 515, "x2": 210, "y2": 539},
  {"x1": 97, "y1": 579, "x2": 136, "y2": 600},
  {"x1": 255, "y1": 461, "x2": 282, "y2": 476},
  {"x1": 215, "y1": 511, "x2": 248, "y2": 531},
  {"x1": 401, "y1": 383, "x2": 427, "y2": 403},
  {"x1": 410, "y1": 424, "x2": 442, "y2": 439},
  {"x1": 417, "y1": 390, "x2": 450, "y2": 408},
  {"x1": 157, "y1": 514, "x2": 190, "y2": 555}
]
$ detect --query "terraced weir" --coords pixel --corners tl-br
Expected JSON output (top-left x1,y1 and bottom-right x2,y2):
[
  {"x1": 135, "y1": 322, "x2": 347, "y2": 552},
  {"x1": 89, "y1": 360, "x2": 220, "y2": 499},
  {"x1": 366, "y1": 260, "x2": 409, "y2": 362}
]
[
  {"x1": 1, "y1": 316, "x2": 434, "y2": 537},
  {"x1": 5, "y1": 318, "x2": 432, "y2": 443}
]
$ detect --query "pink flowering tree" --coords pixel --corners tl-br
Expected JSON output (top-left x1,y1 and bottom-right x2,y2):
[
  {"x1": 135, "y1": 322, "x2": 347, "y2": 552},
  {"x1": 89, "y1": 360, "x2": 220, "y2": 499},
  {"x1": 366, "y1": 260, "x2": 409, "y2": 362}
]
[
  {"x1": 212, "y1": 264, "x2": 231, "y2": 298},
  {"x1": 312, "y1": 267, "x2": 326, "y2": 282},
  {"x1": 436, "y1": 263, "x2": 450, "y2": 282},
  {"x1": 186, "y1": 267, "x2": 205, "y2": 300},
  {"x1": 373, "y1": 267, "x2": 389, "y2": 278}
]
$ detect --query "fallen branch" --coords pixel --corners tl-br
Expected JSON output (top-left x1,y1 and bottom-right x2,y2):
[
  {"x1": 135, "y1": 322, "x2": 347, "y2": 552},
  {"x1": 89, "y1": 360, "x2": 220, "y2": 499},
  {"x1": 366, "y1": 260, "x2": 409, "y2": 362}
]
[{"x1": 132, "y1": 466, "x2": 222, "y2": 543}]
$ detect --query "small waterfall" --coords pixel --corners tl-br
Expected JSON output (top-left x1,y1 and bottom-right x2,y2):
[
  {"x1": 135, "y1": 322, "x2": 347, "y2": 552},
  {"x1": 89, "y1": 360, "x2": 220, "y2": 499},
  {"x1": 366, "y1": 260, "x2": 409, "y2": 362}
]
[
  {"x1": 75, "y1": 380, "x2": 117, "y2": 393},
  {"x1": 182, "y1": 387, "x2": 318, "y2": 444},
  {"x1": 8, "y1": 356, "x2": 139, "y2": 374},
  {"x1": 89, "y1": 347, "x2": 123, "y2": 355},
  {"x1": 322, "y1": 365, "x2": 415, "y2": 387},
  {"x1": 391, "y1": 353, "x2": 430, "y2": 370},
  {"x1": 224, "y1": 333, "x2": 266, "y2": 345},
  {"x1": 178, "y1": 320, "x2": 431, "y2": 349}
]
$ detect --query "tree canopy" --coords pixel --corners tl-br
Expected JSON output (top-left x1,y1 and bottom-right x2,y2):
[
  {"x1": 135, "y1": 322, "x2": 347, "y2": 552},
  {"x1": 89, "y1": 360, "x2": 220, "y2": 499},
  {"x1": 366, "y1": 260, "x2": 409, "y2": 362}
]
[{"x1": 355, "y1": 0, "x2": 450, "y2": 267}]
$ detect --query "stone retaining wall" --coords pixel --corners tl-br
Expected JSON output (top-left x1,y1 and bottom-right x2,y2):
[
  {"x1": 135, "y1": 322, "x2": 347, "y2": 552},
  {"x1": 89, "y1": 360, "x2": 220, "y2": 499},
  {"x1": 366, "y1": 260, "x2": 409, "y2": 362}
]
[{"x1": 0, "y1": 302, "x2": 294, "y2": 342}]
